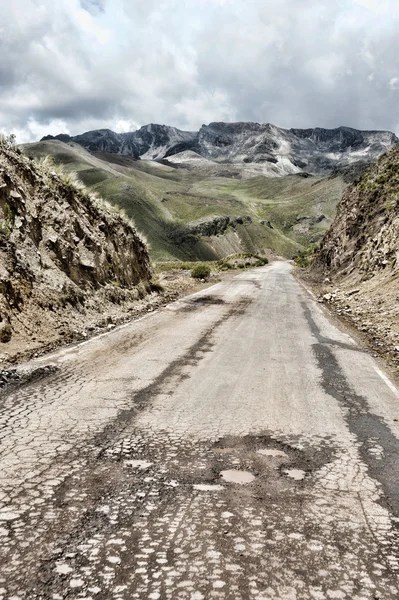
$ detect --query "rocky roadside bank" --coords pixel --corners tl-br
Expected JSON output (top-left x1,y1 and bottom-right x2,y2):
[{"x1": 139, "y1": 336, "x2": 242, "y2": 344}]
[
  {"x1": 298, "y1": 269, "x2": 399, "y2": 377},
  {"x1": 0, "y1": 269, "x2": 222, "y2": 369},
  {"x1": 301, "y1": 143, "x2": 399, "y2": 379}
]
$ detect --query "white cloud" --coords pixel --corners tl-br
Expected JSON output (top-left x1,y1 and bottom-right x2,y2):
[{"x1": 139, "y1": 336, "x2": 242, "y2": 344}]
[
  {"x1": 0, "y1": 0, "x2": 398, "y2": 141},
  {"x1": 175, "y1": 90, "x2": 237, "y2": 128},
  {"x1": 389, "y1": 77, "x2": 399, "y2": 90},
  {"x1": 2, "y1": 118, "x2": 70, "y2": 143},
  {"x1": 112, "y1": 118, "x2": 140, "y2": 133},
  {"x1": 353, "y1": 0, "x2": 396, "y2": 15},
  {"x1": 72, "y1": 7, "x2": 111, "y2": 44}
]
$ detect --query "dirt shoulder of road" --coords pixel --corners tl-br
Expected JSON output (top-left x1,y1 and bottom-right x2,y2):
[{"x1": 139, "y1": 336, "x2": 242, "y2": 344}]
[
  {"x1": 0, "y1": 267, "x2": 239, "y2": 370},
  {"x1": 296, "y1": 266, "x2": 399, "y2": 380}
]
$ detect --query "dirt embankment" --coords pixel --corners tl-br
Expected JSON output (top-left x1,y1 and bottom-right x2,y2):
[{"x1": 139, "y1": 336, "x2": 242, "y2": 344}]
[
  {"x1": 300, "y1": 270, "x2": 399, "y2": 374},
  {"x1": 306, "y1": 144, "x2": 399, "y2": 374},
  {"x1": 0, "y1": 141, "x2": 155, "y2": 365}
]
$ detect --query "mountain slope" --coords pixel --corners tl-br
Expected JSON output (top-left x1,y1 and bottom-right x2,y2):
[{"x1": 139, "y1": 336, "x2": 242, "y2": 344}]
[
  {"x1": 0, "y1": 138, "x2": 151, "y2": 361},
  {"x1": 42, "y1": 122, "x2": 398, "y2": 177},
  {"x1": 43, "y1": 124, "x2": 197, "y2": 161},
  {"x1": 313, "y1": 144, "x2": 399, "y2": 279},
  {"x1": 310, "y1": 143, "x2": 399, "y2": 372},
  {"x1": 25, "y1": 140, "x2": 347, "y2": 260}
]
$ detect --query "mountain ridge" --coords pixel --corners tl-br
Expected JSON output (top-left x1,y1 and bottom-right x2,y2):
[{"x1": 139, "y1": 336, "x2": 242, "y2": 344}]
[{"x1": 42, "y1": 121, "x2": 398, "y2": 177}]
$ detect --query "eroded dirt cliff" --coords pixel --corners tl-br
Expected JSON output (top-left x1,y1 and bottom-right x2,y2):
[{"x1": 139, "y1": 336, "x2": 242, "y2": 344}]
[
  {"x1": 0, "y1": 140, "x2": 153, "y2": 364},
  {"x1": 309, "y1": 144, "x2": 399, "y2": 373},
  {"x1": 313, "y1": 144, "x2": 399, "y2": 278}
]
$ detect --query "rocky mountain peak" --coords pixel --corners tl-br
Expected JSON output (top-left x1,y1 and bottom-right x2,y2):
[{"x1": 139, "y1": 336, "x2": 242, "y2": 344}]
[{"x1": 42, "y1": 121, "x2": 398, "y2": 177}]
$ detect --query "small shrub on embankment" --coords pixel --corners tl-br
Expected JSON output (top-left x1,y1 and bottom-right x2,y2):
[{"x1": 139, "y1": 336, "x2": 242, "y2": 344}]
[{"x1": 191, "y1": 263, "x2": 212, "y2": 280}]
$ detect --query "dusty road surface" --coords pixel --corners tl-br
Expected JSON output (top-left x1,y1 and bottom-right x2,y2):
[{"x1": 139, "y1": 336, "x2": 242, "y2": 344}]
[{"x1": 2, "y1": 262, "x2": 399, "y2": 600}]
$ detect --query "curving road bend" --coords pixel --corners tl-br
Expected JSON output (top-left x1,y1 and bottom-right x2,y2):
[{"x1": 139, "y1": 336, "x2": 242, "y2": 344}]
[{"x1": 1, "y1": 262, "x2": 399, "y2": 599}]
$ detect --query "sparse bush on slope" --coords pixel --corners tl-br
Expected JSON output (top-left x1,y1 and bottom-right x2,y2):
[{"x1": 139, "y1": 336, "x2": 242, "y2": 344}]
[{"x1": 191, "y1": 263, "x2": 211, "y2": 280}]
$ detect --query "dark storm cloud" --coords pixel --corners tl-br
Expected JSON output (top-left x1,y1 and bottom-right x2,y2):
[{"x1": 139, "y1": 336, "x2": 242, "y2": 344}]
[{"x1": 0, "y1": 0, "x2": 398, "y2": 142}]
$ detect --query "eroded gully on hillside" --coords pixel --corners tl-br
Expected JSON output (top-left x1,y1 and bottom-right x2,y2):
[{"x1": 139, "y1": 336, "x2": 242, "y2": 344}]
[{"x1": 1, "y1": 262, "x2": 399, "y2": 599}]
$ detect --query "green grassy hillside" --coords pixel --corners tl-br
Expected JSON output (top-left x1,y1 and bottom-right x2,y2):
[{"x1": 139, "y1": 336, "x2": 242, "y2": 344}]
[{"x1": 23, "y1": 140, "x2": 346, "y2": 261}]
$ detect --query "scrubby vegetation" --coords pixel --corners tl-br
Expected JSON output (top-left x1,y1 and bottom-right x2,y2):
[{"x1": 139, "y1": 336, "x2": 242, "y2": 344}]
[
  {"x1": 217, "y1": 253, "x2": 268, "y2": 270},
  {"x1": 191, "y1": 263, "x2": 211, "y2": 280},
  {"x1": 0, "y1": 133, "x2": 18, "y2": 152},
  {"x1": 155, "y1": 253, "x2": 269, "y2": 280},
  {"x1": 293, "y1": 244, "x2": 319, "y2": 268},
  {"x1": 0, "y1": 202, "x2": 14, "y2": 238},
  {"x1": 32, "y1": 154, "x2": 140, "y2": 232}
]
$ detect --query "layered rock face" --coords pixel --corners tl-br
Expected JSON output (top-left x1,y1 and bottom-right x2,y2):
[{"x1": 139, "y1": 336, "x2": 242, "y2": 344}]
[
  {"x1": 0, "y1": 141, "x2": 151, "y2": 349},
  {"x1": 43, "y1": 124, "x2": 197, "y2": 161},
  {"x1": 310, "y1": 143, "x2": 399, "y2": 372},
  {"x1": 42, "y1": 122, "x2": 398, "y2": 176},
  {"x1": 313, "y1": 144, "x2": 399, "y2": 279}
]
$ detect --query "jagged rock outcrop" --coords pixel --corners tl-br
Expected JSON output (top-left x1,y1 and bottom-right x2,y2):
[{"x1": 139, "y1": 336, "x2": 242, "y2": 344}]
[
  {"x1": 0, "y1": 140, "x2": 151, "y2": 354},
  {"x1": 43, "y1": 124, "x2": 197, "y2": 161},
  {"x1": 163, "y1": 215, "x2": 253, "y2": 248},
  {"x1": 188, "y1": 215, "x2": 252, "y2": 237},
  {"x1": 308, "y1": 144, "x2": 399, "y2": 373},
  {"x1": 313, "y1": 144, "x2": 399, "y2": 280},
  {"x1": 42, "y1": 122, "x2": 398, "y2": 177}
]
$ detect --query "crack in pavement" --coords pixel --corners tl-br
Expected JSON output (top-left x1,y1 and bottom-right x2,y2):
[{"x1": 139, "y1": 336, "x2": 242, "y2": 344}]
[
  {"x1": 95, "y1": 298, "x2": 252, "y2": 450},
  {"x1": 303, "y1": 300, "x2": 399, "y2": 567},
  {"x1": 1, "y1": 265, "x2": 399, "y2": 599},
  {"x1": 0, "y1": 296, "x2": 254, "y2": 598}
]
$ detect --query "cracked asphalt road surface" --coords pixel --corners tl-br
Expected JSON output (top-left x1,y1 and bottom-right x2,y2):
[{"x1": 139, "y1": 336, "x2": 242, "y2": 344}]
[{"x1": 2, "y1": 261, "x2": 399, "y2": 599}]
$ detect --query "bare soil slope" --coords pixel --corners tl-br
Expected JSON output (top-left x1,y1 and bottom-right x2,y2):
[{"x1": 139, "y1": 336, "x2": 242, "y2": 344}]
[
  {"x1": 310, "y1": 144, "x2": 399, "y2": 372},
  {"x1": 0, "y1": 141, "x2": 152, "y2": 364}
]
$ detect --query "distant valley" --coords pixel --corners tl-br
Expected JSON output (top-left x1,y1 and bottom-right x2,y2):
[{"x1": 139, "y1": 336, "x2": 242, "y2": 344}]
[{"x1": 29, "y1": 121, "x2": 398, "y2": 261}]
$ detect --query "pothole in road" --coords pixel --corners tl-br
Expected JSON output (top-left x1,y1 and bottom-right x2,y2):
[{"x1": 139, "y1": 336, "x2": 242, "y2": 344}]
[
  {"x1": 180, "y1": 296, "x2": 226, "y2": 312},
  {"x1": 283, "y1": 468, "x2": 307, "y2": 481},
  {"x1": 190, "y1": 296, "x2": 225, "y2": 306},
  {"x1": 220, "y1": 470, "x2": 255, "y2": 484}
]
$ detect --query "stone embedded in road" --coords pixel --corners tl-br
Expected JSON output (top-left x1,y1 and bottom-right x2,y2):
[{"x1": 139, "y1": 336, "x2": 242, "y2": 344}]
[
  {"x1": 55, "y1": 563, "x2": 73, "y2": 575},
  {"x1": 221, "y1": 511, "x2": 234, "y2": 519},
  {"x1": 193, "y1": 484, "x2": 224, "y2": 491},
  {"x1": 69, "y1": 578, "x2": 84, "y2": 588},
  {"x1": 0, "y1": 511, "x2": 20, "y2": 521},
  {"x1": 124, "y1": 460, "x2": 153, "y2": 469},
  {"x1": 220, "y1": 470, "x2": 255, "y2": 484}
]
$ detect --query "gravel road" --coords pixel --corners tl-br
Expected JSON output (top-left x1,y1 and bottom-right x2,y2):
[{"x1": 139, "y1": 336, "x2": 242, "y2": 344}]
[{"x1": 2, "y1": 261, "x2": 399, "y2": 599}]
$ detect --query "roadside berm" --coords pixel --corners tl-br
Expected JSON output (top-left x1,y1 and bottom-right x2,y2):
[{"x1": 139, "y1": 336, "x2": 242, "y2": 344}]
[{"x1": 0, "y1": 139, "x2": 153, "y2": 365}]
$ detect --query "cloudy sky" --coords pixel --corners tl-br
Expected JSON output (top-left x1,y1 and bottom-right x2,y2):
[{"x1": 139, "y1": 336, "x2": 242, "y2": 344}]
[{"x1": 1, "y1": 0, "x2": 399, "y2": 142}]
